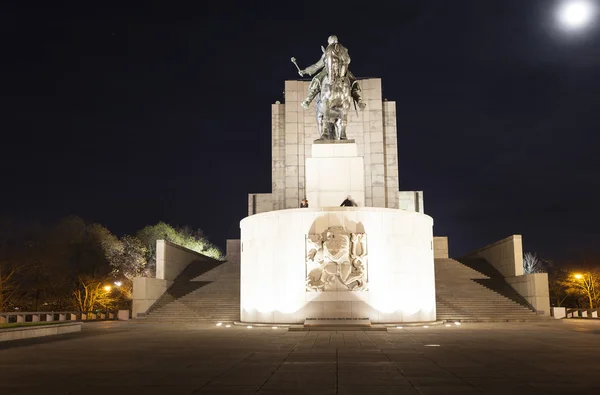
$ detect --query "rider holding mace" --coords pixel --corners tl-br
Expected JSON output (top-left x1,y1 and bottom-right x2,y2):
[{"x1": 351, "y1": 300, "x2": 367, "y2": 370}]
[
  {"x1": 293, "y1": 35, "x2": 366, "y2": 140},
  {"x1": 298, "y1": 36, "x2": 366, "y2": 111}
]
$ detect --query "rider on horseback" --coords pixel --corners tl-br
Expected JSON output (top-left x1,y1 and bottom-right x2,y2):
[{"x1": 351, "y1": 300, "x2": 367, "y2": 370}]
[{"x1": 298, "y1": 36, "x2": 367, "y2": 111}]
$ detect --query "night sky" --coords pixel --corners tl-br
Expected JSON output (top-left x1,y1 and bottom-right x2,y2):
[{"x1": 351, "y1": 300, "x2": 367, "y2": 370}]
[{"x1": 1, "y1": 1, "x2": 599, "y2": 262}]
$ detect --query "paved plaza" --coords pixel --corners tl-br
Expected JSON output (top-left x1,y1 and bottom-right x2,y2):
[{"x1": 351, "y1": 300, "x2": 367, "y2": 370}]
[{"x1": 1, "y1": 320, "x2": 599, "y2": 394}]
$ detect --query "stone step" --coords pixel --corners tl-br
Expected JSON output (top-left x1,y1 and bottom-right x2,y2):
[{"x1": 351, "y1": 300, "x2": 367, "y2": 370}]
[
  {"x1": 433, "y1": 258, "x2": 538, "y2": 321},
  {"x1": 147, "y1": 260, "x2": 241, "y2": 323},
  {"x1": 148, "y1": 257, "x2": 540, "y2": 323}
]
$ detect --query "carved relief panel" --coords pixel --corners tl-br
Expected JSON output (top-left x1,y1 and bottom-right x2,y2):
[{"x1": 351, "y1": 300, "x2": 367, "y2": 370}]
[{"x1": 306, "y1": 226, "x2": 368, "y2": 292}]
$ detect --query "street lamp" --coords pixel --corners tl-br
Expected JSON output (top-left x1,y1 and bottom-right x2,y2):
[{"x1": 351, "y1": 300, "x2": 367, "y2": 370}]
[
  {"x1": 104, "y1": 285, "x2": 112, "y2": 292},
  {"x1": 573, "y1": 273, "x2": 583, "y2": 279}
]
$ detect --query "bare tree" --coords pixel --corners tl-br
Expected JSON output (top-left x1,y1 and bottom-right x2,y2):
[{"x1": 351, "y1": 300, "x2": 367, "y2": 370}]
[
  {"x1": 0, "y1": 262, "x2": 20, "y2": 311},
  {"x1": 0, "y1": 235, "x2": 23, "y2": 311},
  {"x1": 548, "y1": 268, "x2": 570, "y2": 307},
  {"x1": 72, "y1": 275, "x2": 119, "y2": 312},
  {"x1": 523, "y1": 252, "x2": 546, "y2": 274},
  {"x1": 560, "y1": 270, "x2": 600, "y2": 309}
]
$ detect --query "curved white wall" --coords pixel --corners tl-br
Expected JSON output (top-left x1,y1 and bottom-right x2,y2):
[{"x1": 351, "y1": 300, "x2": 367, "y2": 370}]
[{"x1": 240, "y1": 207, "x2": 435, "y2": 324}]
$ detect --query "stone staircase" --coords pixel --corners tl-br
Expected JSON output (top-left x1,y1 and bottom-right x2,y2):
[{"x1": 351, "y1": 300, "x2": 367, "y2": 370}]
[
  {"x1": 145, "y1": 258, "x2": 240, "y2": 323},
  {"x1": 144, "y1": 253, "x2": 544, "y2": 323},
  {"x1": 435, "y1": 257, "x2": 547, "y2": 322}
]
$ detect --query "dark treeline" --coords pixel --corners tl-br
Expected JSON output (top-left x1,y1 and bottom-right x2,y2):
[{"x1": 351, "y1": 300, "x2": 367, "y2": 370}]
[{"x1": 0, "y1": 217, "x2": 222, "y2": 312}]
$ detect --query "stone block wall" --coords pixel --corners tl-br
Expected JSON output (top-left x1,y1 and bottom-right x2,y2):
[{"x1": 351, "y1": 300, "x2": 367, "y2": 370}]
[
  {"x1": 269, "y1": 78, "x2": 399, "y2": 210},
  {"x1": 272, "y1": 103, "x2": 285, "y2": 210},
  {"x1": 433, "y1": 236, "x2": 449, "y2": 259},
  {"x1": 506, "y1": 273, "x2": 551, "y2": 315},
  {"x1": 383, "y1": 100, "x2": 399, "y2": 208},
  {"x1": 248, "y1": 193, "x2": 273, "y2": 216},
  {"x1": 226, "y1": 239, "x2": 240, "y2": 265},
  {"x1": 464, "y1": 235, "x2": 524, "y2": 278},
  {"x1": 399, "y1": 191, "x2": 425, "y2": 213},
  {"x1": 132, "y1": 277, "x2": 170, "y2": 318},
  {"x1": 156, "y1": 239, "x2": 210, "y2": 281},
  {"x1": 464, "y1": 235, "x2": 550, "y2": 314}
]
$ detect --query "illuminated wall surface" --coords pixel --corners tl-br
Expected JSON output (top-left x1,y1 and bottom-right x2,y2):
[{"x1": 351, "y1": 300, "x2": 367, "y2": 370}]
[{"x1": 240, "y1": 207, "x2": 436, "y2": 323}]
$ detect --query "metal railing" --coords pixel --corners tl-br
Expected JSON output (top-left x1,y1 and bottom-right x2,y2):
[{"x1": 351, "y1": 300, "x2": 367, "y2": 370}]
[{"x1": 0, "y1": 311, "x2": 119, "y2": 324}]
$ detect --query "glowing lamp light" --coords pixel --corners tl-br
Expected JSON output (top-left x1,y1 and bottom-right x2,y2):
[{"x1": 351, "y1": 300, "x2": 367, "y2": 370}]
[
  {"x1": 557, "y1": 0, "x2": 596, "y2": 30},
  {"x1": 103, "y1": 285, "x2": 112, "y2": 292},
  {"x1": 114, "y1": 281, "x2": 122, "y2": 287},
  {"x1": 454, "y1": 322, "x2": 461, "y2": 326},
  {"x1": 247, "y1": 325, "x2": 253, "y2": 329},
  {"x1": 272, "y1": 326, "x2": 278, "y2": 330},
  {"x1": 216, "y1": 322, "x2": 223, "y2": 327},
  {"x1": 396, "y1": 326, "x2": 403, "y2": 329},
  {"x1": 425, "y1": 344, "x2": 441, "y2": 347},
  {"x1": 573, "y1": 273, "x2": 583, "y2": 279},
  {"x1": 225, "y1": 325, "x2": 231, "y2": 328},
  {"x1": 445, "y1": 324, "x2": 452, "y2": 327},
  {"x1": 423, "y1": 325, "x2": 429, "y2": 329}
]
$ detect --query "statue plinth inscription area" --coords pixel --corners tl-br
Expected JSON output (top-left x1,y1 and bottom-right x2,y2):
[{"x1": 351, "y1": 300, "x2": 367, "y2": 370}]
[
  {"x1": 313, "y1": 139, "x2": 355, "y2": 145},
  {"x1": 305, "y1": 142, "x2": 365, "y2": 208},
  {"x1": 240, "y1": 35, "x2": 436, "y2": 324}
]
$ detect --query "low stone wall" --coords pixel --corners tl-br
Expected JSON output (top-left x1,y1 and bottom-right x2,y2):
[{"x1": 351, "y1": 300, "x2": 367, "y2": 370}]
[
  {"x1": 0, "y1": 322, "x2": 81, "y2": 342},
  {"x1": 505, "y1": 273, "x2": 551, "y2": 315},
  {"x1": 132, "y1": 277, "x2": 171, "y2": 318},
  {"x1": 156, "y1": 239, "x2": 215, "y2": 281},
  {"x1": 464, "y1": 235, "x2": 551, "y2": 315},
  {"x1": 226, "y1": 239, "x2": 241, "y2": 264},
  {"x1": 0, "y1": 311, "x2": 117, "y2": 323},
  {"x1": 398, "y1": 191, "x2": 424, "y2": 213},
  {"x1": 248, "y1": 193, "x2": 274, "y2": 216},
  {"x1": 433, "y1": 237, "x2": 448, "y2": 259},
  {"x1": 464, "y1": 235, "x2": 524, "y2": 277},
  {"x1": 241, "y1": 207, "x2": 435, "y2": 324},
  {"x1": 133, "y1": 239, "x2": 226, "y2": 318}
]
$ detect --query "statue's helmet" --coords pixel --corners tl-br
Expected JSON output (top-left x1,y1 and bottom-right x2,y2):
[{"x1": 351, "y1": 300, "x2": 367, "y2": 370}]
[{"x1": 327, "y1": 35, "x2": 338, "y2": 45}]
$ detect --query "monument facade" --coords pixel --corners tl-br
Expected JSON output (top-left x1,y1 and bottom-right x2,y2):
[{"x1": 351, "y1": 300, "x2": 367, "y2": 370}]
[
  {"x1": 241, "y1": 36, "x2": 435, "y2": 324},
  {"x1": 249, "y1": 76, "x2": 403, "y2": 212}
]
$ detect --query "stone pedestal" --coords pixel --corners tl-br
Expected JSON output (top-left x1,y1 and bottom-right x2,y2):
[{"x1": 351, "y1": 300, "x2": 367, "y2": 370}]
[
  {"x1": 240, "y1": 207, "x2": 435, "y2": 324},
  {"x1": 305, "y1": 142, "x2": 365, "y2": 208}
]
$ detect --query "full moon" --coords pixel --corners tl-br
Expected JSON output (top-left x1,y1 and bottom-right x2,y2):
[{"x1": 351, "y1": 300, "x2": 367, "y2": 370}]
[{"x1": 557, "y1": 0, "x2": 596, "y2": 30}]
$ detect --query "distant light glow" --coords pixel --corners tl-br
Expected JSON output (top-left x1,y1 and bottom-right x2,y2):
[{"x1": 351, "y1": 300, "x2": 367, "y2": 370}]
[
  {"x1": 272, "y1": 326, "x2": 278, "y2": 329},
  {"x1": 557, "y1": 1, "x2": 596, "y2": 30},
  {"x1": 103, "y1": 285, "x2": 111, "y2": 292},
  {"x1": 216, "y1": 322, "x2": 222, "y2": 327},
  {"x1": 423, "y1": 325, "x2": 429, "y2": 328},
  {"x1": 425, "y1": 344, "x2": 441, "y2": 347},
  {"x1": 445, "y1": 324, "x2": 451, "y2": 327},
  {"x1": 225, "y1": 324, "x2": 231, "y2": 328},
  {"x1": 396, "y1": 326, "x2": 403, "y2": 329},
  {"x1": 247, "y1": 325, "x2": 253, "y2": 329},
  {"x1": 454, "y1": 322, "x2": 461, "y2": 326},
  {"x1": 114, "y1": 281, "x2": 122, "y2": 287},
  {"x1": 574, "y1": 273, "x2": 583, "y2": 279}
]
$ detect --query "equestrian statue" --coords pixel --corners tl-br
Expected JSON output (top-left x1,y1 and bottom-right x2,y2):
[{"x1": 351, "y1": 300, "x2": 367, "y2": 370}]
[{"x1": 291, "y1": 35, "x2": 366, "y2": 141}]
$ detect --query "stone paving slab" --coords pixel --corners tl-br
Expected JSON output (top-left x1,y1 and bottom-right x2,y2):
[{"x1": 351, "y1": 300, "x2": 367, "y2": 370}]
[{"x1": 0, "y1": 320, "x2": 599, "y2": 394}]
